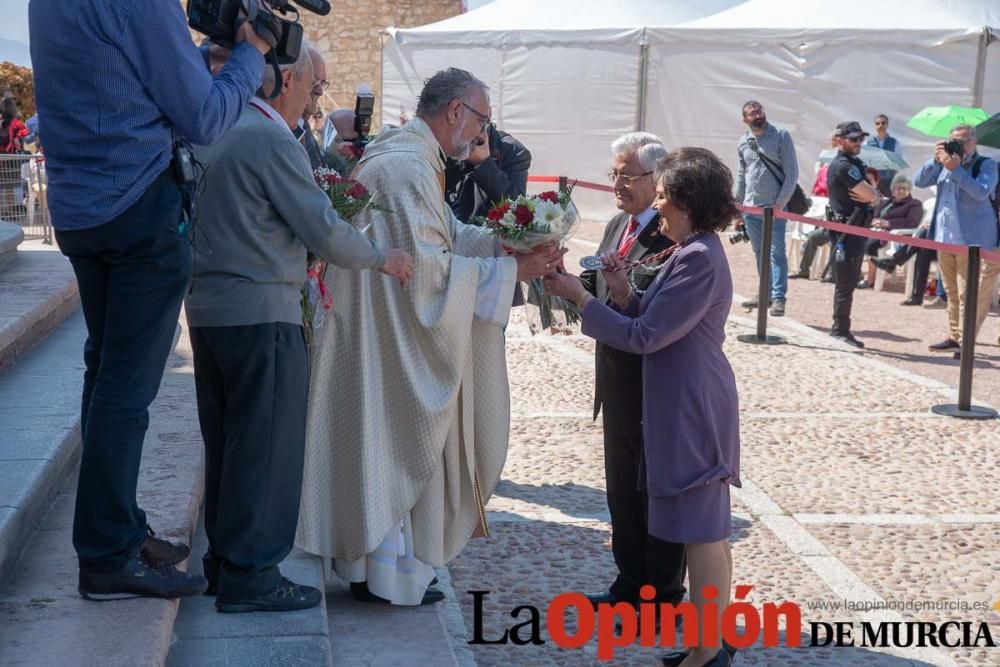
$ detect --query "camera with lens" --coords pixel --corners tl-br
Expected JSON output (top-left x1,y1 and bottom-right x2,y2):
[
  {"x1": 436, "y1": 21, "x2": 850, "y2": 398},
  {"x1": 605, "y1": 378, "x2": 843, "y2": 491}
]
[
  {"x1": 353, "y1": 86, "x2": 375, "y2": 150},
  {"x1": 729, "y1": 226, "x2": 751, "y2": 245},
  {"x1": 943, "y1": 138, "x2": 965, "y2": 159},
  {"x1": 187, "y1": 0, "x2": 330, "y2": 65}
]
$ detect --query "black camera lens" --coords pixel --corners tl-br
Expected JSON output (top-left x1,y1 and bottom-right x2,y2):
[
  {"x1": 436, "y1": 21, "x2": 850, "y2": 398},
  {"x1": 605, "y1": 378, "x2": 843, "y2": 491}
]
[{"x1": 943, "y1": 139, "x2": 964, "y2": 158}]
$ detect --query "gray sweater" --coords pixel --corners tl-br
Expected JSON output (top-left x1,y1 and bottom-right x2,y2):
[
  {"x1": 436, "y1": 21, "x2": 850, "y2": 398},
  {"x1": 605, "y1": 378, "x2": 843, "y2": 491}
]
[{"x1": 186, "y1": 104, "x2": 385, "y2": 328}]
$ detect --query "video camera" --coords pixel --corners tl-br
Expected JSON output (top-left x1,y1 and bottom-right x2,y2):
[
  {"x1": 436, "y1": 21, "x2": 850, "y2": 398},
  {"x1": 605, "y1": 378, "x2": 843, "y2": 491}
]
[{"x1": 187, "y1": 0, "x2": 330, "y2": 65}]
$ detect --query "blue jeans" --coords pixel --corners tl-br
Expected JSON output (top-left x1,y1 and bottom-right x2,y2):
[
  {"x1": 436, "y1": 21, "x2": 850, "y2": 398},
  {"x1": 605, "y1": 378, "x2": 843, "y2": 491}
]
[
  {"x1": 743, "y1": 213, "x2": 788, "y2": 301},
  {"x1": 55, "y1": 168, "x2": 192, "y2": 572}
]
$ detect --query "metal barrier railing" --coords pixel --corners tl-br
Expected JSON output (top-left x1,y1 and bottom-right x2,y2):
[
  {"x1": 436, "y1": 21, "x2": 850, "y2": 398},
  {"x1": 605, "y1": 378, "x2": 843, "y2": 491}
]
[{"x1": 0, "y1": 154, "x2": 52, "y2": 244}]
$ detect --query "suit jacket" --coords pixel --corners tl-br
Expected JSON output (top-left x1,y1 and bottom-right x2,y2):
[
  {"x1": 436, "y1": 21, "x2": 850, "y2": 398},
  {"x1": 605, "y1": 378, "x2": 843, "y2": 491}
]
[
  {"x1": 580, "y1": 211, "x2": 673, "y2": 432},
  {"x1": 444, "y1": 126, "x2": 532, "y2": 223},
  {"x1": 294, "y1": 123, "x2": 327, "y2": 171}
]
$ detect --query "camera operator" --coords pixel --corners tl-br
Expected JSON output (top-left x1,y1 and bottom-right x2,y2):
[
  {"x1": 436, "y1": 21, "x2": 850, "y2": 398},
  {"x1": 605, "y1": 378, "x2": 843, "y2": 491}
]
[
  {"x1": 915, "y1": 123, "x2": 1000, "y2": 356},
  {"x1": 444, "y1": 124, "x2": 531, "y2": 224},
  {"x1": 28, "y1": 0, "x2": 270, "y2": 601},
  {"x1": 185, "y1": 44, "x2": 412, "y2": 613},
  {"x1": 826, "y1": 121, "x2": 882, "y2": 349}
]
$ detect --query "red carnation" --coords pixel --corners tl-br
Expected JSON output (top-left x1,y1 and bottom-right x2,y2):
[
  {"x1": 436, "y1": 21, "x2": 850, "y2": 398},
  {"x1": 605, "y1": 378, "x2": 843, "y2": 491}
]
[
  {"x1": 514, "y1": 204, "x2": 534, "y2": 227},
  {"x1": 487, "y1": 202, "x2": 511, "y2": 221},
  {"x1": 346, "y1": 181, "x2": 368, "y2": 199},
  {"x1": 538, "y1": 190, "x2": 560, "y2": 203},
  {"x1": 326, "y1": 173, "x2": 343, "y2": 184}
]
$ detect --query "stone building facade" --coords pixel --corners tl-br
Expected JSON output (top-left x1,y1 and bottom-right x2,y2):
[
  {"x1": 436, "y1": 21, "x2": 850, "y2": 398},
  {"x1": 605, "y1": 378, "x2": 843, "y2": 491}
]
[{"x1": 300, "y1": 0, "x2": 463, "y2": 125}]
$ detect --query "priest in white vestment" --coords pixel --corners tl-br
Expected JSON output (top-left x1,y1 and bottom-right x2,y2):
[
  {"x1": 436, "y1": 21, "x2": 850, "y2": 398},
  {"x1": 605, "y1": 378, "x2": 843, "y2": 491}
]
[{"x1": 296, "y1": 68, "x2": 565, "y2": 605}]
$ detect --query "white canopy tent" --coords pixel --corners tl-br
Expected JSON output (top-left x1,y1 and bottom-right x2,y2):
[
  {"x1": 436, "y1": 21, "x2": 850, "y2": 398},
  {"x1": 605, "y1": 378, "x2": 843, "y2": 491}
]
[
  {"x1": 647, "y1": 0, "x2": 1000, "y2": 196},
  {"x1": 384, "y1": 0, "x2": 1000, "y2": 221},
  {"x1": 381, "y1": 0, "x2": 744, "y2": 219}
]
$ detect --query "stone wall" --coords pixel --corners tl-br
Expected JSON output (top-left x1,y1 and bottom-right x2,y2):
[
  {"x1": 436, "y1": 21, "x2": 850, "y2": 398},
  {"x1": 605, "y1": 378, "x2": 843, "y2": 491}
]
[{"x1": 301, "y1": 0, "x2": 463, "y2": 126}]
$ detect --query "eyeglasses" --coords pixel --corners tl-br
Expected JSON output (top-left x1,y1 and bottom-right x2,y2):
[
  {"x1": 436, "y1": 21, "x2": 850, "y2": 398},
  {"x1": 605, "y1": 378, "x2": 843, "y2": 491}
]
[
  {"x1": 311, "y1": 79, "x2": 329, "y2": 92},
  {"x1": 608, "y1": 170, "x2": 653, "y2": 185},
  {"x1": 460, "y1": 101, "x2": 491, "y2": 133},
  {"x1": 843, "y1": 136, "x2": 864, "y2": 143}
]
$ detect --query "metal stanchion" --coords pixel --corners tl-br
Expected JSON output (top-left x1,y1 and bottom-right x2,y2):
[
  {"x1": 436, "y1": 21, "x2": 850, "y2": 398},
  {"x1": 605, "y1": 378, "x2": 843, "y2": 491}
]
[
  {"x1": 738, "y1": 206, "x2": 785, "y2": 345},
  {"x1": 932, "y1": 245, "x2": 998, "y2": 419},
  {"x1": 558, "y1": 176, "x2": 568, "y2": 195}
]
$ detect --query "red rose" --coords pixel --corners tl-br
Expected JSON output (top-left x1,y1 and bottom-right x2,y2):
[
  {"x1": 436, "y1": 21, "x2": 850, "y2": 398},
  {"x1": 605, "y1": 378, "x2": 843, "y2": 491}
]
[
  {"x1": 538, "y1": 191, "x2": 560, "y2": 203},
  {"x1": 514, "y1": 204, "x2": 534, "y2": 227},
  {"x1": 326, "y1": 173, "x2": 343, "y2": 184},
  {"x1": 347, "y1": 181, "x2": 368, "y2": 199},
  {"x1": 487, "y1": 202, "x2": 511, "y2": 221}
]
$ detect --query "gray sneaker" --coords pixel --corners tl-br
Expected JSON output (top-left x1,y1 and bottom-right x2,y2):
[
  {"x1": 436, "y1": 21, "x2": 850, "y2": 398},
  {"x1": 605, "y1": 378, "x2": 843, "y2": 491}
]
[
  {"x1": 741, "y1": 296, "x2": 772, "y2": 310},
  {"x1": 770, "y1": 299, "x2": 786, "y2": 317}
]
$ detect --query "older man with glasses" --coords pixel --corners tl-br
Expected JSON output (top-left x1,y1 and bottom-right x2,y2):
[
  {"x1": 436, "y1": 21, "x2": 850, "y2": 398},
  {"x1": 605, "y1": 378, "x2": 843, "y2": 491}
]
[
  {"x1": 293, "y1": 43, "x2": 329, "y2": 170},
  {"x1": 571, "y1": 132, "x2": 686, "y2": 622}
]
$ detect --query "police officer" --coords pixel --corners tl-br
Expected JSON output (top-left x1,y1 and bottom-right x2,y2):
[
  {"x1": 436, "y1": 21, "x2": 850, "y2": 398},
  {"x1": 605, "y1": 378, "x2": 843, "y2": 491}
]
[{"x1": 826, "y1": 121, "x2": 883, "y2": 348}]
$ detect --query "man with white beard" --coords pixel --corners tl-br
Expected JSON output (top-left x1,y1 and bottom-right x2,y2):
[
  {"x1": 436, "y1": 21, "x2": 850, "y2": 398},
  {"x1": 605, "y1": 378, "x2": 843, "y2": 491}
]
[{"x1": 296, "y1": 68, "x2": 564, "y2": 605}]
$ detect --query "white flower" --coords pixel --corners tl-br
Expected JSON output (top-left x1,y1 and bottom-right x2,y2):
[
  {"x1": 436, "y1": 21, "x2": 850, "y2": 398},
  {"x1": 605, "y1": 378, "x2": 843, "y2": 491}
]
[{"x1": 533, "y1": 200, "x2": 563, "y2": 229}]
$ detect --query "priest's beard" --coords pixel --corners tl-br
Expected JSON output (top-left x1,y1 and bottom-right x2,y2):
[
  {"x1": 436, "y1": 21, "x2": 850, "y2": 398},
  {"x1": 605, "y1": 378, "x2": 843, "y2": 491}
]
[{"x1": 451, "y1": 124, "x2": 473, "y2": 161}]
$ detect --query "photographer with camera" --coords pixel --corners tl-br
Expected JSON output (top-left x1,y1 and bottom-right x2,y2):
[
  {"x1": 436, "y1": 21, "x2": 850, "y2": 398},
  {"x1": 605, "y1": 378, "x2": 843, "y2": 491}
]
[
  {"x1": 186, "y1": 42, "x2": 412, "y2": 613},
  {"x1": 28, "y1": 0, "x2": 270, "y2": 601},
  {"x1": 915, "y1": 123, "x2": 1000, "y2": 357}
]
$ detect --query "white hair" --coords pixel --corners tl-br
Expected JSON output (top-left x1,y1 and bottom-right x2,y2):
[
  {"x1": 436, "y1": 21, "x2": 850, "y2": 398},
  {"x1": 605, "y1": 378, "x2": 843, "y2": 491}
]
[
  {"x1": 611, "y1": 132, "x2": 667, "y2": 171},
  {"x1": 259, "y1": 41, "x2": 312, "y2": 97}
]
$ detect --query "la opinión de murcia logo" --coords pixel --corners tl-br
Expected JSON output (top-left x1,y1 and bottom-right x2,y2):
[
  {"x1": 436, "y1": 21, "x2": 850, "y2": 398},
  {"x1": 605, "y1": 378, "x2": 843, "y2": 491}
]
[{"x1": 467, "y1": 587, "x2": 999, "y2": 661}]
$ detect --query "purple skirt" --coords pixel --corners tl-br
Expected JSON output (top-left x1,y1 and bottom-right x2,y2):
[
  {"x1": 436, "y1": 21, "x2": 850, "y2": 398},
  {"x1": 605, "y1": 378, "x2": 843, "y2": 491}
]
[{"x1": 648, "y1": 480, "x2": 732, "y2": 544}]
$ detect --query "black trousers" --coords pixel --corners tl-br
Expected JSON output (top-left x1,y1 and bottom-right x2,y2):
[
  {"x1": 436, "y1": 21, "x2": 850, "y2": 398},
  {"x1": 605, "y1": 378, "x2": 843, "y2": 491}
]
[
  {"x1": 891, "y1": 228, "x2": 935, "y2": 302},
  {"x1": 832, "y1": 240, "x2": 866, "y2": 334},
  {"x1": 190, "y1": 323, "x2": 309, "y2": 598},
  {"x1": 603, "y1": 425, "x2": 686, "y2": 605},
  {"x1": 56, "y1": 169, "x2": 191, "y2": 572}
]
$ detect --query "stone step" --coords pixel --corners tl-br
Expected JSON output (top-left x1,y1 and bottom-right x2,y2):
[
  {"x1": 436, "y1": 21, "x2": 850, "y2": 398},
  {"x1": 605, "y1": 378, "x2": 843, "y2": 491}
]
[
  {"x1": 0, "y1": 317, "x2": 205, "y2": 667},
  {"x1": 0, "y1": 310, "x2": 86, "y2": 584},
  {"x1": 168, "y1": 519, "x2": 333, "y2": 667},
  {"x1": 0, "y1": 221, "x2": 24, "y2": 273},
  {"x1": 0, "y1": 239, "x2": 79, "y2": 372}
]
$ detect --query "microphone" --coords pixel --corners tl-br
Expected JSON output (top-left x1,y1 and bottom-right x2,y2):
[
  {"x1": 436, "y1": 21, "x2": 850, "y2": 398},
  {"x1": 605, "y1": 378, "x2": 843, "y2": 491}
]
[{"x1": 291, "y1": 0, "x2": 331, "y2": 16}]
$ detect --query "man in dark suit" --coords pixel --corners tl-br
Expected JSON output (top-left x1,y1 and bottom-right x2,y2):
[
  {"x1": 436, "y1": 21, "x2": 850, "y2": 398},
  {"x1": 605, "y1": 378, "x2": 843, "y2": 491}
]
[
  {"x1": 578, "y1": 133, "x2": 686, "y2": 613},
  {"x1": 444, "y1": 123, "x2": 531, "y2": 223},
  {"x1": 292, "y1": 44, "x2": 328, "y2": 171}
]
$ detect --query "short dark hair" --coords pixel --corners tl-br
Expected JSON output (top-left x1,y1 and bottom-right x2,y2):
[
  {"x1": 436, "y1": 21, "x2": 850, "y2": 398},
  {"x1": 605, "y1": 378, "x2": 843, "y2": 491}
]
[
  {"x1": 875, "y1": 114, "x2": 888, "y2": 123},
  {"x1": 654, "y1": 148, "x2": 740, "y2": 234},
  {"x1": 1, "y1": 98, "x2": 19, "y2": 121},
  {"x1": 416, "y1": 68, "x2": 487, "y2": 119},
  {"x1": 742, "y1": 100, "x2": 763, "y2": 115}
]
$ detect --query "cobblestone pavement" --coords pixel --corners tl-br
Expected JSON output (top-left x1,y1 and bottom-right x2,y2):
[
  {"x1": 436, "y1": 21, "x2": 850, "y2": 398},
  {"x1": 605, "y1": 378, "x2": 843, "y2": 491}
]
[{"x1": 442, "y1": 225, "x2": 1000, "y2": 667}]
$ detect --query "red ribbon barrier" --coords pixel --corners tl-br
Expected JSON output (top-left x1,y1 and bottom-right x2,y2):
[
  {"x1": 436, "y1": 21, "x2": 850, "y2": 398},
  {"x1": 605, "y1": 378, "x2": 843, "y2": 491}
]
[{"x1": 528, "y1": 174, "x2": 1000, "y2": 261}]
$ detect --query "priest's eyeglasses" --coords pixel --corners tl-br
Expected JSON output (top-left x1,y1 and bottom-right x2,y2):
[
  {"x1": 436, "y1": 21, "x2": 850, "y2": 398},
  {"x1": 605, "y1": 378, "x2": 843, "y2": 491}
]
[
  {"x1": 460, "y1": 101, "x2": 492, "y2": 133},
  {"x1": 608, "y1": 170, "x2": 653, "y2": 185}
]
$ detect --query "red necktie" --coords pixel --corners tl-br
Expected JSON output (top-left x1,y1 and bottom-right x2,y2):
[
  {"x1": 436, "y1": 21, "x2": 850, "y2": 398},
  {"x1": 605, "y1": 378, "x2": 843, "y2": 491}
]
[{"x1": 618, "y1": 217, "x2": 640, "y2": 257}]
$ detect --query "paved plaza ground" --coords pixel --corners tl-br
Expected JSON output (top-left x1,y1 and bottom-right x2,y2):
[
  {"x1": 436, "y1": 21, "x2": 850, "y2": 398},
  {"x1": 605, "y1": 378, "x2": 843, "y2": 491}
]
[{"x1": 434, "y1": 227, "x2": 1000, "y2": 666}]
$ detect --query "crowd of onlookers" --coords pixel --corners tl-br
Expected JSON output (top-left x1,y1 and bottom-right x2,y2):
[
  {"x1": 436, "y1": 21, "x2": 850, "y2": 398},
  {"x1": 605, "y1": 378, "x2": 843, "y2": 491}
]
[
  {"x1": 733, "y1": 105, "x2": 999, "y2": 353},
  {"x1": 0, "y1": 87, "x2": 43, "y2": 226}
]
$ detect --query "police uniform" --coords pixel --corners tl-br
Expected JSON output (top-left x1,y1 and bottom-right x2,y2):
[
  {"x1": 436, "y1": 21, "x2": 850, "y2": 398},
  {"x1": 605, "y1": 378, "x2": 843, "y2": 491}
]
[{"x1": 827, "y1": 126, "x2": 874, "y2": 342}]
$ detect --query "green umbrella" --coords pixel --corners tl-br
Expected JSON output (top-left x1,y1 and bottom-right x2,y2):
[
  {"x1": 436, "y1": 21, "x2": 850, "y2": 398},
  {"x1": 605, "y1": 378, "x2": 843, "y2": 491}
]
[
  {"x1": 906, "y1": 105, "x2": 990, "y2": 138},
  {"x1": 973, "y1": 112, "x2": 1000, "y2": 149}
]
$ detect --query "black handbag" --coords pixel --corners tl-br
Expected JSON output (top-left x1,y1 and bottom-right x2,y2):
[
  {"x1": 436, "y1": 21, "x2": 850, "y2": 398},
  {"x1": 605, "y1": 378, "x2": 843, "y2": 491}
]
[{"x1": 749, "y1": 141, "x2": 811, "y2": 216}]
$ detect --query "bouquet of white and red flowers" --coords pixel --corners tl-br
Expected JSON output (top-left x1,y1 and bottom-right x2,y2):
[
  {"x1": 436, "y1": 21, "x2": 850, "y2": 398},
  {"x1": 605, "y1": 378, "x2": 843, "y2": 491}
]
[
  {"x1": 302, "y1": 168, "x2": 389, "y2": 346},
  {"x1": 476, "y1": 188, "x2": 581, "y2": 334}
]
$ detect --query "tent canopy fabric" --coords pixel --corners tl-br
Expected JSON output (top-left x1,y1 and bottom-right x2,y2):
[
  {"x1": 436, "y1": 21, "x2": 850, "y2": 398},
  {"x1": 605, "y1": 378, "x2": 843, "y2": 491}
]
[{"x1": 382, "y1": 0, "x2": 1000, "y2": 221}]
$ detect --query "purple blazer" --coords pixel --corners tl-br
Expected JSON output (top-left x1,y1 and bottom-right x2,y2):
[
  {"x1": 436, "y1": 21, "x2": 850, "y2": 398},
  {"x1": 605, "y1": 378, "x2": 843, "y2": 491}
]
[{"x1": 581, "y1": 232, "x2": 741, "y2": 499}]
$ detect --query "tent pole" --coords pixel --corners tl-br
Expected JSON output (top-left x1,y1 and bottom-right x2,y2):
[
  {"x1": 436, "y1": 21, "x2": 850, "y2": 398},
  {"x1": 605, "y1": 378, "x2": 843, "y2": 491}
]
[
  {"x1": 636, "y1": 42, "x2": 649, "y2": 132},
  {"x1": 972, "y1": 27, "x2": 991, "y2": 108}
]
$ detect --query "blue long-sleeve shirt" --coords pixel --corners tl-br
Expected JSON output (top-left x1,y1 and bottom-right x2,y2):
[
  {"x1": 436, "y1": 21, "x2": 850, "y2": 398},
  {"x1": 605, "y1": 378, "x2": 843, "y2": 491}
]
[
  {"x1": 915, "y1": 153, "x2": 998, "y2": 249},
  {"x1": 29, "y1": 0, "x2": 265, "y2": 230}
]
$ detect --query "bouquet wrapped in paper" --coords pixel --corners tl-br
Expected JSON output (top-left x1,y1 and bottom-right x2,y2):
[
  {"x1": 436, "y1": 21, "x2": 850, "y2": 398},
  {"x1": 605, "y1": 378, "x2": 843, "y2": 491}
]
[
  {"x1": 476, "y1": 189, "x2": 582, "y2": 334},
  {"x1": 301, "y1": 168, "x2": 388, "y2": 347}
]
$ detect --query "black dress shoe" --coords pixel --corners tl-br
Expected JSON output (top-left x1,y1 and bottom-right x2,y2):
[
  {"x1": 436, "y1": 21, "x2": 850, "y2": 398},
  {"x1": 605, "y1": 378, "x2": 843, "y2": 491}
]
[
  {"x1": 831, "y1": 331, "x2": 865, "y2": 348},
  {"x1": 79, "y1": 554, "x2": 208, "y2": 601},
  {"x1": 141, "y1": 526, "x2": 190, "y2": 566},
  {"x1": 216, "y1": 577, "x2": 322, "y2": 613},
  {"x1": 788, "y1": 270, "x2": 810, "y2": 280},
  {"x1": 820, "y1": 275, "x2": 835, "y2": 284},
  {"x1": 901, "y1": 296, "x2": 922, "y2": 306},
  {"x1": 929, "y1": 338, "x2": 960, "y2": 351},
  {"x1": 350, "y1": 581, "x2": 444, "y2": 605},
  {"x1": 872, "y1": 257, "x2": 897, "y2": 273}
]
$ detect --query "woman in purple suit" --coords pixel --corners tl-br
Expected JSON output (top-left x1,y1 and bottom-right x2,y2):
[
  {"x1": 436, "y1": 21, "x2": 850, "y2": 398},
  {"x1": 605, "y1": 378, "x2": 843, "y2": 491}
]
[{"x1": 546, "y1": 147, "x2": 740, "y2": 667}]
